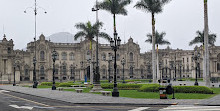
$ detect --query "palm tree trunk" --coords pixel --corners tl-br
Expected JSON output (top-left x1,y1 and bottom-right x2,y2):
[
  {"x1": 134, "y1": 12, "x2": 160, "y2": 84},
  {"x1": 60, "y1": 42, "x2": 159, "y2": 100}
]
[
  {"x1": 202, "y1": 43, "x2": 205, "y2": 81},
  {"x1": 151, "y1": 13, "x2": 156, "y2": 83},
  {"x1": 157, "y1": 44, "x2": 160, "y2": 81},
  {"x1": 90, "y1": 40, "x2": 93, "y2": 84},
  {"x1": 113, "y1": 14, "x2": 116, "y2": 33},
  {"x1": 204, "y1": 0, "x2": 210, "y2": 87}
]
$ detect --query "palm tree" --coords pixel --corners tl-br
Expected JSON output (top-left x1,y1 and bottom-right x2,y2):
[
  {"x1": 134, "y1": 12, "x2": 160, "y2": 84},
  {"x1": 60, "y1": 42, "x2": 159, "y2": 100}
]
[
  {"x1": 74, "y1": 21, "x2": 110, "y2": 43},
  {"x1": 189, "y1": 30, "x2": 216, "y2": 83},
  {"x1": 134, "y1": 0, "x2": 171, "y2": 83},
  {"x1": 74, "y1": 21, "x2": 110, "y2": 83},
  {"x1": 97, "y1": 0, "x2": 131, "y2": 97},
  {"x1": 204, "y1": 0, "x2": 210, "y2": 87},
  {"x1": 97, "y1": 0, "x2": 131, "y2": 33},
  {"x1": 146, "y1": 31, "x2": 170, "y2": 80},
  {"x1": 189, "y1": 30, "x2": 216, "y2": 46}
]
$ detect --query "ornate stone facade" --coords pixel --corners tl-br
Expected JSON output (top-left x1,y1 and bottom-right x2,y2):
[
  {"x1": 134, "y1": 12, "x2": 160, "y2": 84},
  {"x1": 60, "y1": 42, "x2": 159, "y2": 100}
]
[{"x1": 0, "y1": 34, "x2": 219, "y2": 83}]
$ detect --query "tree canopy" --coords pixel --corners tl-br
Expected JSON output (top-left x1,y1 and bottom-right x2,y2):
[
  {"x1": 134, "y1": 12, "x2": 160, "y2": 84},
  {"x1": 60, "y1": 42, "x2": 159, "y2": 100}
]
[
  {"x1": 189, "y1": 30, "x2": 216, "y2": 46},
  {"x1": 74, "y1": 21, "x2": 110, "y2": 41}
]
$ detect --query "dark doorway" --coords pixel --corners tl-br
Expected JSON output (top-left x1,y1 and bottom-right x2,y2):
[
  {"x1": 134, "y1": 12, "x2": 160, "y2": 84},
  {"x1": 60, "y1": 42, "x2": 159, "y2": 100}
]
[{"x1": 87, "y1": 66, "x2": 90, "y2": 80}]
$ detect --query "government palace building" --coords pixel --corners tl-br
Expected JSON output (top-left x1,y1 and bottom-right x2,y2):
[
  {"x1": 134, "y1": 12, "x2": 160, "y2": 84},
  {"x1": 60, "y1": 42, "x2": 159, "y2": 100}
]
[{"x1": 0, "y1": 34, "x2": 220, "y2": 84}]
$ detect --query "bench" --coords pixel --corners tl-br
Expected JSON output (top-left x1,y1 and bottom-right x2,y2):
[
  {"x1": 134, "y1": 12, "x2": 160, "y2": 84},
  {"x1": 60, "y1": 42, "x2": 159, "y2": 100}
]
[
  {"x1": 75, "y1": 89, "x2": 83, "y2": 93},
  {"x1": 58, "y1": 87, "x2": 64, "y2": 91},
  {"x1": 100, "y1": 91, "x2": 111, "y2": 96}
]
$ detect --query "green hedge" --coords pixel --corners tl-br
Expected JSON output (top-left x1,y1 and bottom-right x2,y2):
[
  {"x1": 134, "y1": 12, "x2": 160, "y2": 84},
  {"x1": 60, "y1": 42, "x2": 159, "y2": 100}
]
[
  {"x1": 101, "y1": 83, "x2": 113, "y2": 89},
  {"x1": 173, "y1": 86, "x2": 213, "y2": 94},
  {"x1": 138, "y1": 84, "x2": 213, "y2": 94},
  {"x1": 124, "y1": 79, "x2": 149, "y2": 83},
  {"x1": 58, "y1": 83, "x2": 74, "y2": 87},
  {"x1": 101, "y1": 83, "x2": 144, "y2": 90},
  {"x1": 138, "y1": 84, "x2": 160, "y2": 92},
  {"x1": 40, "y1": 82, "x2": 60, "y2": 86}
]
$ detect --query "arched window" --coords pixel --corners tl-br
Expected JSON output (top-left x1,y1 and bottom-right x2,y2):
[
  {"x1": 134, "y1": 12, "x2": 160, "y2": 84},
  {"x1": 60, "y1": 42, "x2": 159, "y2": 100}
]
[
  {"x1": 40, "y1": 66, "x2": 45, "y2": 75},
  {"x1": 218, "y1": 54, "x2": 220, "y2": 62},
  {"x1": 25, "y1": 68, "x2": 29, "y2": 76},
  {"x1": 129, "y1": 66, "x2": 134, "y2": 78},
  {"x1": 141, "y1": 68, "x2": 144, "y2": 79},
  {"x1": 217, "y1": 63, "x2": 220, "y2": 71},
  {"x1": 102, "y1": 53, "x2": 106, "y2": 61},
  {"x1": 129, "y1": 52, "x2": 133, "y2": 61},
  {"x1": 187, "y1": 65, "x2": 189, "y2": 72},
  {"x1": 62, "y1": 52, "x2": 67, "y2": 60},
  {"x1": 141, "y1": 68, "x2": 144, "y2": 75},
  {"x1": 70, "y1": 65, "x2": 75, "y2": 75},
  {"x1": 40, "y1": 51, "x2": 45, "y2": 61},
  {"x1": 55, "y1": 68, "x2": 59, "y2": 74},
  {"x1": 62, "y1": 65, "x2": 67, "y2": 75},
  {"x1": 24, "y1": 65, "x2": 29, "y2": 76},
  {"x1": 69, "y1": 53, "x2": 74, "y2": 60},
  {"x1": 102, "y1": 69, "x2": 106, "y2": 76}
]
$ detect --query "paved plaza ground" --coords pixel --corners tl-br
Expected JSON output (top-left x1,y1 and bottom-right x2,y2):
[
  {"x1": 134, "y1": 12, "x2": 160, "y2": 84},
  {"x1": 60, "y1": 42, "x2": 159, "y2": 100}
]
[{"x1": 0, "y1": 81, "x2": 220, "y2": 106}]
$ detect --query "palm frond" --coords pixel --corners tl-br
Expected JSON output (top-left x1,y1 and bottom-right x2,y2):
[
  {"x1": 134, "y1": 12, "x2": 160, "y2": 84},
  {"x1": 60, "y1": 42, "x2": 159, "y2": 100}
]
[
  {"x1": 97, "y1": 0, "x2": 131, "y2": 15},
  {"x1": 134, "y1": 0, "x2": 171, "y2": 14},
  {"x1": 189, "y1": 30, "x2": 217, "y2": 46},
  {"x1": 74, "y1": 31, "x2": 86, "y2": 41},
  {"x1": 99, "y1": 32, "x2": 111, "y2": 41},
  {"x1": 146, "y1": 30, "x2": 170, "y2": 45}
]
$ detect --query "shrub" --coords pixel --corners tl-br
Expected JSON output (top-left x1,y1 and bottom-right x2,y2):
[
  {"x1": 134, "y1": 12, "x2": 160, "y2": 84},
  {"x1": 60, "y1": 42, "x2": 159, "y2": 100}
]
[
  {"x1": 118, "y1": 84, "x2": 143, "y2": 90},
  {"x1": 58, "y1": 83, "x2": 84, "y2": 87},
  {"x1": 101, "y1": 83, "x2": 144, "y2": 90},
  {"x1": 138, "y1": 84, "x2": 160, "y2": 92},
  {"x1": 100, "y1": 80, "x2": 109, "y2": 83},
  {"x1": 124, "y1": 79, "x2": 149, "y2": 83},
  {"x1": 101, "y1": 83, "x2": 113, "y2": 89},
  {"x1": 173, "y1": 86, "x2": 213, "y2": 94},
  {"x1": 138, "y1": 85, "x2": 213, "y2": 94},
  {"x1": 40, "y1": 82, "x2": 60, "y2": 86}
]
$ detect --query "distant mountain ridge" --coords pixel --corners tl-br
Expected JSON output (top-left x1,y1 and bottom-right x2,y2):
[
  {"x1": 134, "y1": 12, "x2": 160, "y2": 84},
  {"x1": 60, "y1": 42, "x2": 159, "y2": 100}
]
[{"x1": 46, "y1": 32, "x2": 80, "y2": 43}]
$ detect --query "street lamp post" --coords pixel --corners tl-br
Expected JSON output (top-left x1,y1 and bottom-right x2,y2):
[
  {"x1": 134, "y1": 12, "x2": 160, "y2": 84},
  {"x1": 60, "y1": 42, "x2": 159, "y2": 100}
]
[
  {"x1": 121, "y1": 57, "x2": 126, "y2": 83},
  {"x1": 193, "y1": 48, "x2": 200, "y2": 86},
  {"x1": 52, "y1": 49, "x2": 57, "y2": 90},
  {"x1": 174, "y1": 54, "x2": 177, "y2": 81},
  {"x1": 33, "y1": 56, "x2": 37, "y2": 88},
  {"x1": 91, "y1": 0, "x2": 103, "y2": 92},
  {"x1": 110, "y1": 33, "x2": 121, "y2": 97},
  {"x1": 24, "y1": 0, "x2": 46, "y2": 88},
  {"x1": 13, "y1": 62, "x2": 16, "y2": 86}
]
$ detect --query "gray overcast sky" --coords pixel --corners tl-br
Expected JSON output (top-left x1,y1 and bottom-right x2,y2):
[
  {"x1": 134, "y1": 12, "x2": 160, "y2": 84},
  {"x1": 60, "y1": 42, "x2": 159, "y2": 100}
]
[{"x1": 0, "y1": 0, "x2": 220, "y2": 53}]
